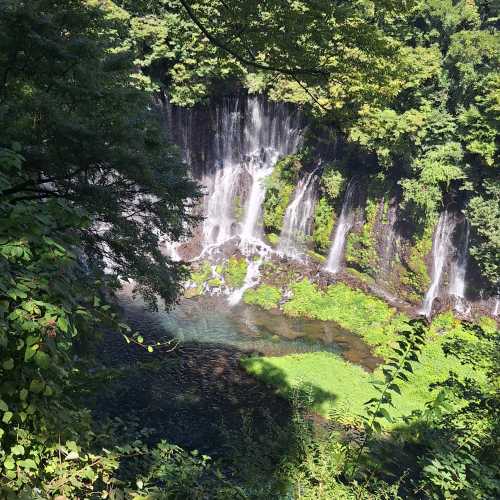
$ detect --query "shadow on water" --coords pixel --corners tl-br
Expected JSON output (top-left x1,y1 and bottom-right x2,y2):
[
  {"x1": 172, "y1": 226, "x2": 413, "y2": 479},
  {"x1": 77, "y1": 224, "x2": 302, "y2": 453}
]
[
  {"x1": 82, "y1": 296, "x2": 454, "y2": 497},
  {"x1": 90, "y1": 296, "x2": 334, "y2": 455},
  {"x1": 88, "y1": 298, "x2": 338, "y2": 485}
]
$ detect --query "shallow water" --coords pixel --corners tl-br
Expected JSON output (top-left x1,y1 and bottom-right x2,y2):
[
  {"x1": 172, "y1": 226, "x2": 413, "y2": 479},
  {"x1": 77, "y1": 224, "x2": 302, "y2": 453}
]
[
  {"x1": 92, "y1": 288, "x2": 380, "y2": 459},
  {"x1": 118, "y1": 289, "x2": 381, "y2": 370}
]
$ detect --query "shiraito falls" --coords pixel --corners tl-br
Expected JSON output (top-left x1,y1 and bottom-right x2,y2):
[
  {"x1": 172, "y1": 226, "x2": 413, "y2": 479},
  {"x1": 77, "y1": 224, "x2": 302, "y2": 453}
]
[
  {"x1": 160, "y1": 94, "x2": 497, "y2": 319},
  {"x1": 3, "y1": 1, "x2": 498, "y2": 498}
]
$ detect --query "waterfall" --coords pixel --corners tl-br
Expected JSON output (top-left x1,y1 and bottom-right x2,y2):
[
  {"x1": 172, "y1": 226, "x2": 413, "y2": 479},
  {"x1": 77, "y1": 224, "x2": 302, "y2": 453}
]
[
  {"x1": 325, "y1": 179, "x2": 358, "y2": 274},
  {"x1": 278, "y1": 168, "x2": 319, "y2": 259},
  {"x1": 420, "y1": 211, "x2": 456, "y2": 317},
  {"x1": 227, "y1": 258, "x2": 262, "y2": 306},
  {"x1": 494, "y1": 297, "x2": 499, "y2": 317},
  {"x1": 202, "y1": 99, "x2": 242, "y2": 246},
  {"x1": 449, "y1": 219, "x2": 470, "y2": 312},
  {"x1": 181, "y1": 96, "x2": 304, "y2": 254}
]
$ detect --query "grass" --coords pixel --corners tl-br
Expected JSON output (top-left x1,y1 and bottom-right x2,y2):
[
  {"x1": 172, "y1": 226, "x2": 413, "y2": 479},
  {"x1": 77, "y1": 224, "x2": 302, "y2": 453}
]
[
  {"x1": 242, "y1": 312, "x2": 487, "y2": 426},
  {"x1": 242, "y1": 352, "x2": 375, "y2": 420},
  {"x1": 283, "y1": 279, "x2": 407, "y2": 358},
  {"x1": 243, "y1": 284, "x2": 281, "y2": 310}
]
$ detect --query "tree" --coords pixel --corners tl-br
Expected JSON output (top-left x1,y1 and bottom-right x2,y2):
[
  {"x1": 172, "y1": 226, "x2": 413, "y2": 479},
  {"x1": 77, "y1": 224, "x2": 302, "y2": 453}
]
[
  {"x1": 0, "y1": 0, "x2": 198, "y2": 494},
  {"x1": 0, "y1": 0, "x2": 199, "y2": 307}
]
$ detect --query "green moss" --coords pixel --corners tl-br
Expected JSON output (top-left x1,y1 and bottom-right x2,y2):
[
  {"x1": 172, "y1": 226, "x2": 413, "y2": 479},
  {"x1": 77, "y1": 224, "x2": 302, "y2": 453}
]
[
  {"x1": 282, "y1": 279, "x2": 402, "y2": 357},
  {"x1": 263, "y1": 155, "x2": 302, "y2": 233},
  {"x1": 306, "y1": 250, "x2": 326, "y2": 263},
  {"x1": 312, "y1": 197, "x2": 335, "y2": 254},
  {"x1": 244, "y1": 284, "x2": 282, "y2": 310},
  {"x1": 401, "y1": 224, "x2": 433, "y2": 298},
  {"x1": 266, "y1": 233, "x2": 280, "y2": 246},
  {"x1": 346, "y1": 267, "x2": 375, "y2": 285},
  {"x1": 222, "y1": 257, "x2": 248, "y2": 288},
  {"x1": 321, "y1": 163, "x2": 346, "y2": 199},
  {"x1": 478, "y1": 315, "x2": 498, "y2": 334},
  {"x1": 233, "y1": 195, "x2": 244, "y2": 221},
  {"x1": 190, "y1": 261, "x2": 212, "y2": 288},
  {"x1": 184, "y1": 286, "x2": 202, "y2": 299},
  {"x1": 208, "y1": 277, "x2": 222, "y2": 287},
  {"x1": 345, "y1": 197, "x2": 379, "y2": 275}
]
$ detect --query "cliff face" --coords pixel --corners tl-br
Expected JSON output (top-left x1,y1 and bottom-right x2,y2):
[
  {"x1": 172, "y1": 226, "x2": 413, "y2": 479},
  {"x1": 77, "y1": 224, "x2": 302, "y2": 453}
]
[{"x1": 160, "y1": 93, "x2": 498, "y2": 320}]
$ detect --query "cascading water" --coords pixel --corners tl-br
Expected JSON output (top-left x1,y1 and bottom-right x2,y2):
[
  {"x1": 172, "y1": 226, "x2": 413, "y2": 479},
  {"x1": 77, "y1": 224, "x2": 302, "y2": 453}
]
[
  {"x1": 197, "y1": 97, "x2": 303, "y2": 254},
  {"x1": 202, "y1": 99, "x2": 242, "y2": 247},
  {"x1": 420, "y1": 211, "x2": 456, "y2": 317},
  {"x1": 325, "y1": 179, "x2": 358, "y2": 274},
  {"x1": 449, "y1": 219, "x2": 470, "y2": 313},
  {"x1": 278, "y1": 167, "x2": 319, "y2": 259},
  {"x1": 227, "y1": 258, "x2": 262, "y2": 306}
]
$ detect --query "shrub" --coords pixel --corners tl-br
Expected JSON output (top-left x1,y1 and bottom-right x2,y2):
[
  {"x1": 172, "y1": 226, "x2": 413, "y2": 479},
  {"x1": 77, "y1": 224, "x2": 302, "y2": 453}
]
[
  {"x1": 312, "y1": 197, "x2": 336, "y2": 254},
  {"x1": 223, "y1": 257, "x2": 248, "y2": 288},
  {"x1": 244, "y1": 285, "x2": 281, "y2": 310},
  {"x1": 263, "y1": 155, "x2": 302, "y2": 233},
  {"x1": 283, "y1": 279, "x2": 399, "y2": 356}
]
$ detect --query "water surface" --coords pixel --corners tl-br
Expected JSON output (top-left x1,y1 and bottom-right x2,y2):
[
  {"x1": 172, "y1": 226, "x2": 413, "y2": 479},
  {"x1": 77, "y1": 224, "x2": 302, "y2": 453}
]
[{"x1": 118, "y1": 288, "x2": 381, "y2": 370}]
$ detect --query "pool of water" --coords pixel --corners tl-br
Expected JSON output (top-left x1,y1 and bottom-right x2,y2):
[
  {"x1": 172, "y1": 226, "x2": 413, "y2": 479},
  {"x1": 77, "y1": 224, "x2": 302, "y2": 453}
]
[
  {"x1": 117, "y1": 286, "x2": 381, "y2": 370},
  {"x1": 92, "y1": 287, "x2": 380, "y2": 457}
]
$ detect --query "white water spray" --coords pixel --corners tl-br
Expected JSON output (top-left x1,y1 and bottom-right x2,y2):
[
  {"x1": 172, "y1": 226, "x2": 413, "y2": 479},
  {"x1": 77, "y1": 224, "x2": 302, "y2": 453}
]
[
  {"x1": 198, "y1": 97, "x2": 303, "y2": 255},
  {"x1": 227, "y1": 258, "x2": 262, "y2": 306},
  {"x1": 278, "y1": 168, "x2": 319, "y2": 259},
  {"x1": 449, "y1": 219, "x2": 470, "y2": 312},
  {"x1": 325, "y1": 179, "x2": 358, "y2": 274},
  {"x1": 420, "y1": 211, "x2": 456, "y2": 317}
]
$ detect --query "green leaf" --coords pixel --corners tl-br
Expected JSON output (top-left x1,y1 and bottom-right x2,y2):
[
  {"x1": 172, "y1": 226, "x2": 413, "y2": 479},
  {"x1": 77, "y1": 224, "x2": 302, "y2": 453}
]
[
  {"x1": 4, "y1": 457, "x2": 15, "y2": 470},
  {"x1": 65, "y1": 451, "x2": 79, "y2": 460},
  {"x1": 29, "y1": 379, "x2": 45, "y2": 394},
  {"x1": 11, "y1": 444, "x2": 24, "y2": 456},
  {"x1": 2, "y1": 411, "x2": 13, "y2": 424},
  {"x1": 34, "y1": 351, "x2": 50, "y2": 370},
  {"x1": 0, "y1": 400, "x2": 8, "y2": 412},
  {"x1": 57, "y1": 316, "x2": 69, "y2": 333},
  {"x1": 2, "y1": 358, "x2": 14, "y2": 370},
  {"x1": 17, "y1": 458, "x2": 37, "y2": 469},
  {"x1": 388, "y1": 384, "x2": 401, "y2": 395}
]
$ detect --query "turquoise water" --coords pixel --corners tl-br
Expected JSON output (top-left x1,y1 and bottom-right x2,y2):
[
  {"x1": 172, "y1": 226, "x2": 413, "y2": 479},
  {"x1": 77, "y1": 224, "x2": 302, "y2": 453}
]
[{"x1": 118, "y1": 290, "x2": 380, "y2": 369}]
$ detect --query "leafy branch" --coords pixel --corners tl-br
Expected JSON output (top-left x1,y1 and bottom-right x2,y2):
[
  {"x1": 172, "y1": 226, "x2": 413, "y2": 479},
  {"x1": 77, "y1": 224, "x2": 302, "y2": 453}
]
[{"x1": 348, "y1": 318, "x2": 427, "y2": 478}]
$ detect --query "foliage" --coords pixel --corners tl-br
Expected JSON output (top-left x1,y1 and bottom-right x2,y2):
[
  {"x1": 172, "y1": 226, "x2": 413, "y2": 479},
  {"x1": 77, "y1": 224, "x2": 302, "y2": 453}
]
[
  {"x1": 321, "y1": 163, "x2": 346, "y2": 200},
  {"x1": 349, "y1": 320, "x2": 427, "y2": 478},
  {"x1": 0, "y1": 0, "x2": 198, "y2": 308},
  {"x1": 263, "y1": 154, "x2": 302, "y2": 233},
  {"x1": 465, "y1": 179, "x2": 500, "y2": 291},
  {"x1": 312, "y1": 197, "x2": 336, "y2": 254},
  {"x1": 400, "y1": 224, "x2": 434, "y2": 300},
  {"x1": 0, "y1": 0, "x2": 197, "y2": 495},
  {"x1": 243, "y1": 285, "x2": 281, "y2": 310},
  {"x1": 222, "y1": 257, "x2": 248, "y2": 288},
  {"x1": 283, "y1": 279, "x2": 400, "y2": 357},
  {"x1": 346, "y1": 197, "x2": 379, "y2": 276},
  {"x1": 190, "y1": 261, "x2": 213, "y2": 289},
  {"x1": 266, "y1": 233, "x2": 280, "y2": 247},
  {"x1": 404, "y1": 321, "x2": 499, "y2": 499}
]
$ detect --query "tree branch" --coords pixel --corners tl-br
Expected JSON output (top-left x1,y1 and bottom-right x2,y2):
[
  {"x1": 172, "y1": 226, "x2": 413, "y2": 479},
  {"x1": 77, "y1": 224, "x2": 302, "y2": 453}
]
[{"x1": 177, "y1": 0, "x2": 328, "y2": 78}]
